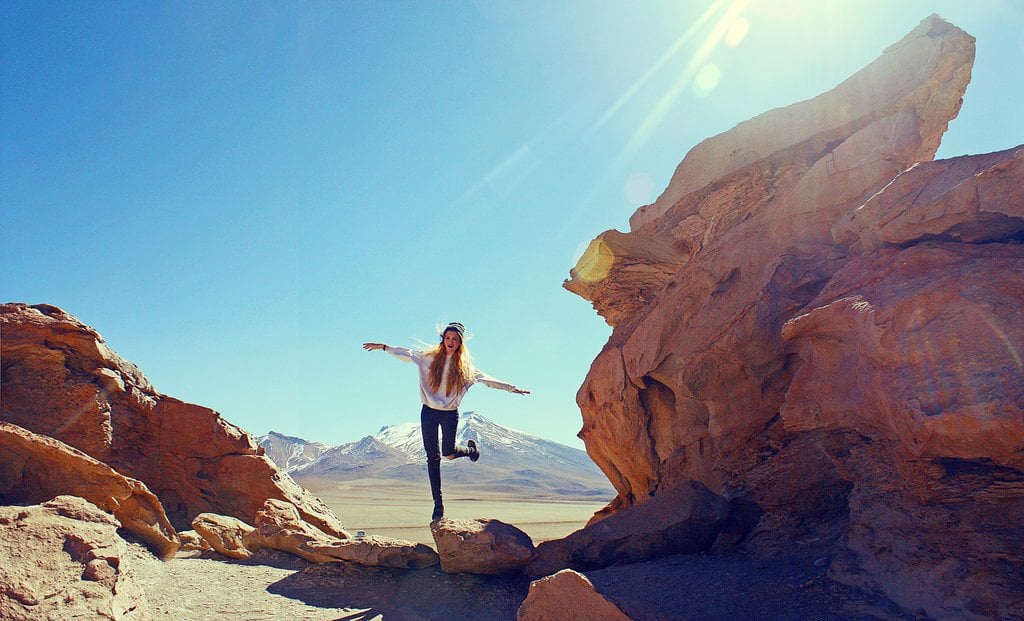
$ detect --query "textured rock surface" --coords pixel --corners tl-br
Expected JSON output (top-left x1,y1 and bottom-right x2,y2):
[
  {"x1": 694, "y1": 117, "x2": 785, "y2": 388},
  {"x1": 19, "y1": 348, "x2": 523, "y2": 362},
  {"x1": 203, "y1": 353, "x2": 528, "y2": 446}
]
[
  {"x1": 176, "y1": 530, "x2": 211, "y2": 552},
  {"x1": 431, "y1": 518, "x2": 536, "y2": 575},
  {"x1": 526, "y1": 480, "x2": 729, "y2": 577},
  {"x1": 0, "y1": 421, "x2": 178, "y2": 557},
  {"x1": 780, "y1": 240, "x2": 1024, "y2": 619},
  {"x1": 192, "y1": 513, "x2": 257, "y2": 560},
  {"x1": 517, "y1": 569, "x2": 632, "y2": 621},
  {"x1": 252, "y1": 498, "x2": 438, "y2": 569},
  {"x1": 192, "y1": 502, "x2": 439, "y2": 569},
  {"x1": 0, "y1": 496, "x2": 148, "y2": 620},
  {"x1": 0, "y1": 302, "x2": 347, "y2": 539},
  {"x1": 565, "y1": 15, "x2": 1023, "y2": 620}
]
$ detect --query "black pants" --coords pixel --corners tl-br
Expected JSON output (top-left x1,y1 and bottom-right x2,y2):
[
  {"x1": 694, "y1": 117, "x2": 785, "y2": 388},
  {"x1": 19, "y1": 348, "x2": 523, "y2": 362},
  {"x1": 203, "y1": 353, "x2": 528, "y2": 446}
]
[{"x1": 420, "y1": 404, "x2": 472, "y2": 503}]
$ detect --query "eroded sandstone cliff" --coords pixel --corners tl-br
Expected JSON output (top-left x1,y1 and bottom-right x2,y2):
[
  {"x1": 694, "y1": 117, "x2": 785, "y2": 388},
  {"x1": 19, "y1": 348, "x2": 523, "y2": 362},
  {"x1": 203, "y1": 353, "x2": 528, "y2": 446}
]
[{"x1": 566, "y1": 15, "x2": 1022, "y2": 620}]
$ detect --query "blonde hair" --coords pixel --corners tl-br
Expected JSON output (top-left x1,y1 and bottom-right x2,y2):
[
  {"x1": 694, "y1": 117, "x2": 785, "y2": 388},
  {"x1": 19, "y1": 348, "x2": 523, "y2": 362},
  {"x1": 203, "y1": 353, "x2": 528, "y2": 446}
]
[{"x1": 427, "y1": 328, "x2": 474, "y2": 396}]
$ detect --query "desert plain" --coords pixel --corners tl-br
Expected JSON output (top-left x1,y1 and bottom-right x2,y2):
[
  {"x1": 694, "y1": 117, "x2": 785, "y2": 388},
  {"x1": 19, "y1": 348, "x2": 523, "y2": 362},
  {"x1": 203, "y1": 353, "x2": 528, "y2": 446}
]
[{"x1": 300, "y1": 477, "x2": 610, "y2": 545}]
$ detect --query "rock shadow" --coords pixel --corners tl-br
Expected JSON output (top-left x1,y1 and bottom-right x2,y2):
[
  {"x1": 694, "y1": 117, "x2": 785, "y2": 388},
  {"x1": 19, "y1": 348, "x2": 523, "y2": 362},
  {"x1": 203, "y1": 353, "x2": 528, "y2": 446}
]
[{"x1": 267, "y1": 561, "x2": 530, "y2": 621}]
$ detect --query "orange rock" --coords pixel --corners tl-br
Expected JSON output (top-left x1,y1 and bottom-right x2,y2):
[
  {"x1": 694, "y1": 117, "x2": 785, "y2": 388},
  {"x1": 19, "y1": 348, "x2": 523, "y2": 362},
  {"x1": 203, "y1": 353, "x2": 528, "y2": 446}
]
[
  {"x1": 0, "y1": 303, "x2": 347, "y2": 540},
  {"x1": 0, "y1": 422, "x2": 178, "y2": 557},
  {"x1": 431, "y1": 518, "x2": 536, "y2": 575},
  {"x1": 565, "y1": 14, "x2": 1022, "y2": 619},
  {"x1": 517, "y1": 570, "x2": 632, "y2": 621},
  {"x1": 192, "y1": 500, "x2": 439, "y2": 569}
]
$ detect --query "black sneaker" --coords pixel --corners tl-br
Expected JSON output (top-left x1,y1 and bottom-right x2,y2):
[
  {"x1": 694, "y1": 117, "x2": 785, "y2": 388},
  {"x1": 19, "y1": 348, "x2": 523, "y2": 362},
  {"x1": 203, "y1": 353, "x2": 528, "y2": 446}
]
[
  {"x1": 467, "y1": 439, "x2": 480, "y2": 462},
  {"x1": 432, "y1": 502, "x2": 444, "y2": 521}
]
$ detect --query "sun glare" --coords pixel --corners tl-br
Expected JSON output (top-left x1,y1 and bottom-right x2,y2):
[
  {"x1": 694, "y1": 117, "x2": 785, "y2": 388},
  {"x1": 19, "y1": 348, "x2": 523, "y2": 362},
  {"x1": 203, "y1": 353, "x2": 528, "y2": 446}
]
[
  {"x1": 624, "y1": 0, "x2": 752, "y2": 153},
  {"x1": 725, "y1": 17, "x2": 750, "y2": 47}
]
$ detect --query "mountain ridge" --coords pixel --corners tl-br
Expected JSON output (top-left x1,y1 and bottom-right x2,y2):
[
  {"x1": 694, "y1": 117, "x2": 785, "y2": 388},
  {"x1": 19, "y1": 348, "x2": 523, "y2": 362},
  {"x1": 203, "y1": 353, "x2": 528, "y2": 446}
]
[{"x1": 258, "y1": 412, "x2": 613, "y2": 500}]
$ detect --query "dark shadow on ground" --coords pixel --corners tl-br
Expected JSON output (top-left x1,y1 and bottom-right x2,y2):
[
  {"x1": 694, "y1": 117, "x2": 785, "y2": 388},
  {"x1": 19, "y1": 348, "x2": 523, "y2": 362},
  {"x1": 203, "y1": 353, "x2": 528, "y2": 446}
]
[
  {"x1": 268, "y1": 561, "x2": 530, "y2": 621},
  {"x1": 588, "y1": 552, "x2": 916, "y2": 621},
  {"x1": 263, "y1": 548, "x2": 916, "y2": 621}
]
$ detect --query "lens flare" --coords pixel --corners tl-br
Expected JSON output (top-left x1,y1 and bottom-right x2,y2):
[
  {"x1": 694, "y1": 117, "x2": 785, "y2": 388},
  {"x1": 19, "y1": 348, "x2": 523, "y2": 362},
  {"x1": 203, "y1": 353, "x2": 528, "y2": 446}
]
[
  {"x1": 624, "y1": 172, "x2": 654, "y2": 206},
  {"x1": 693, "y1": 63, "x2": 722, "y2": 97},
  {"x1": 626, "y1": 0, "x2": 752, "y2": 153}
]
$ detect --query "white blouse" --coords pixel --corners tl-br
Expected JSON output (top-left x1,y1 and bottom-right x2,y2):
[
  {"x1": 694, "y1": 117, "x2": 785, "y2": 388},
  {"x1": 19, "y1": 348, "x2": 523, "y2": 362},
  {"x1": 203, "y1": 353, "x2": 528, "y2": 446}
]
[{"x1": 385, "y1": 346, "x2": 518, "y2": 411}]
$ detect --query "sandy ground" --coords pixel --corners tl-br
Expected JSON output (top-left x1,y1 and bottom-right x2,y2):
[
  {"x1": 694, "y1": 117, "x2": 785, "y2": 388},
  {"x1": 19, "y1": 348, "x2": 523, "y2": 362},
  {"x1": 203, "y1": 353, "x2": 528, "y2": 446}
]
[{"x1": 128, "y1": 494, "x2": 914, "y2": 620}]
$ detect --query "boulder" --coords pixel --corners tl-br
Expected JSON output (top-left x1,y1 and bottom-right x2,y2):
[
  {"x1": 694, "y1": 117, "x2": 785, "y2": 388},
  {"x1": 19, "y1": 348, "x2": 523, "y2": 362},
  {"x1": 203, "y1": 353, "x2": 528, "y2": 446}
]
[
  {"x1": 192, "y1": 513, "x2": 257, "y2": 560},
  {"x1": 0, "y1": 302, "x2": 347, "y2": 538},
  {"x1": 0, "y1": 421, "x2": 178, "y2": 557},
  {"x1": 0, "y1": 496, "x2": 148, "y2": 620},
  {"x1": 564, "y1": 14, "x2": 1023, "y2": 619},
  {"x1": 431, "y1": 518, "x2": 536, "y2": 575},
  {"x1": 176, "y1": 530, "x2": 211, "y2": 552},
  {"x1": 517, "y1": 569, "x2": 632, "y2": 621},
  {"x1": 526, "y1": 481, "x2": 729, "y2": 576}
]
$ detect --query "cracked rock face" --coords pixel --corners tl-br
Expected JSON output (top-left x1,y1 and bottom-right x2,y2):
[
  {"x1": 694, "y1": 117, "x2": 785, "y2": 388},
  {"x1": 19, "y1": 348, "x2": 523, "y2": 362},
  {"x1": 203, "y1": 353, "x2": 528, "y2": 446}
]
[{"x1": 567, "y1": 15, "x2": 1023, "y2": 620}]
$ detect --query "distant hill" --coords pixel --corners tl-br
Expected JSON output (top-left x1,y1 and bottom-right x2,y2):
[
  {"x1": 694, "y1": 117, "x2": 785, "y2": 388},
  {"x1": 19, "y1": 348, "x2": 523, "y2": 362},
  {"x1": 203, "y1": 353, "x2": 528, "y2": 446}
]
[{"x1": 257, "y1": 412, "x2": 614, "y2": 500}]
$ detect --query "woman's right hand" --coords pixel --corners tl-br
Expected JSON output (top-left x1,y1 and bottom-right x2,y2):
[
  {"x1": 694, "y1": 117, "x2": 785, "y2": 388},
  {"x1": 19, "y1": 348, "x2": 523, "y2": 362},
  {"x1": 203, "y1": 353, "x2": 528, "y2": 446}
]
[{"x1": 362, "y1": 342, "x2": 387, "y2": 351}]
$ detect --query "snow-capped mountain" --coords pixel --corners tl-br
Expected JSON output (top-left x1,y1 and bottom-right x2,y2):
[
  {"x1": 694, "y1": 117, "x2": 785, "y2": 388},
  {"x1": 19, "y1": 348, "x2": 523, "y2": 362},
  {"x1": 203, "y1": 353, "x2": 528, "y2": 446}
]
[
  {"x1": 258, "y1": 412, "x2": 614, "y2": 500},
  {"x1": 257, "y1": 431, "x2": 330, "y2": 472}
]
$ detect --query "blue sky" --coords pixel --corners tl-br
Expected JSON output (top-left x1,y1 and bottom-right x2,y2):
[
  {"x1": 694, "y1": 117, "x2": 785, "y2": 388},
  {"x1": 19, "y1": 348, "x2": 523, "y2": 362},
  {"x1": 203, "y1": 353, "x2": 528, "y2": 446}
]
[{"x1": 3, "y1": 1, "x2": 1022, "y2": 448}]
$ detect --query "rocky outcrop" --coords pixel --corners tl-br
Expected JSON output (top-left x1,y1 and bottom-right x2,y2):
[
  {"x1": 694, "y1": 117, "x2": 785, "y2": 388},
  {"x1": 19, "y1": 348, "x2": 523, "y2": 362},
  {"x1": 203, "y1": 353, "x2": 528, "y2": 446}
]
[
  {"x1": 0, "y1": 303, "x2": 346, "y2": 539},
  {"x1": 193, "y1": 500, "x2": 439, "y2": 569},
  {"x1": 526, "y1": 481, "x2": 729, "y2": 577},
  {"x1": 431, "y1": 518, "x2": 536, "y2": 575},
  {"x1": 0, "y1": 496, "x2": 148, "y2": 620},
  {"x1": 517, "y1": 569, "x2": 632, "y2": 621},
  {"x1": 0, "y1": 422, "x2": 178, "y2": 557},
  {"x1": 565, "y1": 14, "x2": 1023, "y2": 620},
  {"x1": 253, "y1": 498, "x2": 438, "y2": 569}
]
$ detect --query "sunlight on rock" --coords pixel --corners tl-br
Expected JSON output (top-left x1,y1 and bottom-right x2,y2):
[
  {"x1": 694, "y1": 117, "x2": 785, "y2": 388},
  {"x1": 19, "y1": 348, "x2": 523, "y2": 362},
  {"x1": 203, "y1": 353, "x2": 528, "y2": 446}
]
[
  {"x1": 725, "y1": 16, "x2": 749, "y2": 47},
  {"x1": 572, "y1": 239, "x2": 614, "y2": 284},
  {"x1": 693, "y1": 63, "x2": 722, "y2": 97}
]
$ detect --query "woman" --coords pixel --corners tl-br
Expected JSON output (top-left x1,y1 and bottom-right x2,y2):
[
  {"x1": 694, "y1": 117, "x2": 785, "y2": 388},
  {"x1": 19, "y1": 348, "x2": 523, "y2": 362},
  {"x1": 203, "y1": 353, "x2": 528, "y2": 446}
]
[{"x1": 363, "y1": 322, "x2": 529, "y2": 521}]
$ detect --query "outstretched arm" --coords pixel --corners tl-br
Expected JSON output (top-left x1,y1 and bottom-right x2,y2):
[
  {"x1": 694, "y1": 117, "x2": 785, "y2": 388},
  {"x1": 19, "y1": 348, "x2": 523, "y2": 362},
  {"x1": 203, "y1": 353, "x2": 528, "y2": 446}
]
[
  {"x1": 363, "y1": 342, "x2": 418, "y2": 363},
  {"x1": 475, "y1": 371, "x2": 530, "y2": 395}
]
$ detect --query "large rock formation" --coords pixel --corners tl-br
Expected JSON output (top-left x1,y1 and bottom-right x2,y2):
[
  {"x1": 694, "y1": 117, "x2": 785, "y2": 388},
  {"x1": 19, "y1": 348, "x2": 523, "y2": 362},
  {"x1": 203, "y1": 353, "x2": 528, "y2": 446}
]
[
  {"x1": 566, "y1": 15, "x2": 1023, "y2": 620},
  {"x1": 0, "y1": 496, "x2": 148, "y2": 621},
  {"x1": 0, "y1": 303, "x2": 346, "y2": 539}
]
